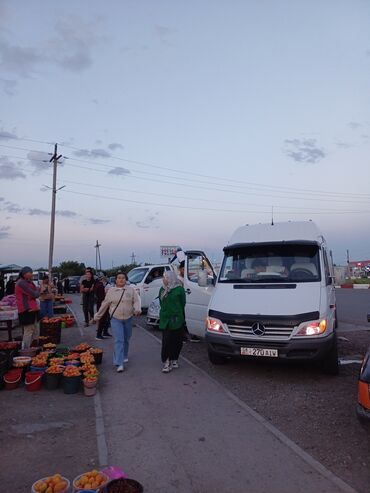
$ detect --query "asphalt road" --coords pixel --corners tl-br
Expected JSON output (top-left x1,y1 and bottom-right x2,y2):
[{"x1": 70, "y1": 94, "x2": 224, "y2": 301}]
[{"x1": 336, "y1": 289, "x2": 370, "y2": 326}]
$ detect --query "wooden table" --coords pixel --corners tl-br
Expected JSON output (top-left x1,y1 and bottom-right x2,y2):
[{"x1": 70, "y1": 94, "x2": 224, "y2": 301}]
[{"x1": 0, "y1": 311, "x2": 18, "y2": 341}]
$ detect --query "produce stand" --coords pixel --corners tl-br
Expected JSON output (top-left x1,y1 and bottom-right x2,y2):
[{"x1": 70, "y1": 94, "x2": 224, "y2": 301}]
[
  {"x1": 53, "y1": 295, "x2": 71, "y2": 315},
  {"x1": 0, "y1": 308, "x2": 18, "y2": 341}
]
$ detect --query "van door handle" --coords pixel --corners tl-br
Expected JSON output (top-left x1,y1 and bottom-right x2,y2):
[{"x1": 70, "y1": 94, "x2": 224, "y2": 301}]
[{"x1": 186, "y1": 288, "x2": 191, "y2": 295}]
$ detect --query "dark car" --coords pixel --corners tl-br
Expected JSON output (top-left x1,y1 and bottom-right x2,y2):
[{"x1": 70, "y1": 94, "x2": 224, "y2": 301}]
[{"x1": 67, "y1": 276, "x2": 81, "y2": 293}]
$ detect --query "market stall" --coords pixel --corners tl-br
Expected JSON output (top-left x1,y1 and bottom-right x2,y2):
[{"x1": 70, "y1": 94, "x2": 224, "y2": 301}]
[{"x1": 0, "y1": 295, "x2": 18, "y2": 341}]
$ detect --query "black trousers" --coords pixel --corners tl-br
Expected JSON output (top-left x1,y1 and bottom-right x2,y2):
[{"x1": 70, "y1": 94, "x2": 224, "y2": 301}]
[
  {"x1": 82, "y1": 293, "x2": 94, "y2": 323},
  {"x1": 97, "y1": 310, "x2": 110, "y2": 337},
  {"x1": 161, "y1": 329, "x2": 183, "y2": 362}
]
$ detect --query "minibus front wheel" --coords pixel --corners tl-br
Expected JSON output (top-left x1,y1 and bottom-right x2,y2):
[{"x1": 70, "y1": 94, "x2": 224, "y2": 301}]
[
  {"x1": 207, "y1": 348, "x2": 228, "y2": 365},
  {"x1": 320, "y1": 336, "x2": 339, "y2": 375}
]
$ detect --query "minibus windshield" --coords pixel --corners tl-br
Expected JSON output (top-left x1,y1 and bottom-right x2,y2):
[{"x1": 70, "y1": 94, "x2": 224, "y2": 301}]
[
  {"x1": 219, "y1": 243, "x2": 321, "y2": 283},
  {"x1": 127, "y1": 268, "x2": 148, "y2": 284}
]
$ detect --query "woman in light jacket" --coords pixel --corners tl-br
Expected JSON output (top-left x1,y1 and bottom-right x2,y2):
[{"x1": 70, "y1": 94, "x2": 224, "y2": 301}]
[{"x1": 95, "y1": 272, "x2": 141, "y2": 372}]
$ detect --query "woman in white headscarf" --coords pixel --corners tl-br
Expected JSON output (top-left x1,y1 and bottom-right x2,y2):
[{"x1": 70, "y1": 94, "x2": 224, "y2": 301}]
[{"x1": 158, "y1": 270, "x2": 186, "y2": 373}]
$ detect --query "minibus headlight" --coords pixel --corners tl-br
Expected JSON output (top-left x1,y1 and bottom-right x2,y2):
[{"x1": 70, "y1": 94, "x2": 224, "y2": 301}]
[
  {"x1": 296, "y1": 319, "x2": 327, "y2": 336},
  {"x1": 206, "y1": 317, "x2": 228, "y2": 334}
]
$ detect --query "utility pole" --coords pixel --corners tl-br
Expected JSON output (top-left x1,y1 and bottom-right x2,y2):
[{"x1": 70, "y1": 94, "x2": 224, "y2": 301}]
[
  {"x1": 346, "y1": 249, "x2": 350, "y2": 278},
  {"x1": 131, "y1": 252, "x2": 136, "y2": 265},
  {"x1": 47, "y1": 144, "x2": 64, "y2": 277},
  {"x1": 95, "y1": 240, "x2": 102, "y2": 272}
]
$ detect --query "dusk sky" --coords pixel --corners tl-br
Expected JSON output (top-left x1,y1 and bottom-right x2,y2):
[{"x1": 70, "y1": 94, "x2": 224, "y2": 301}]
[{"x1": 0, "y1": 0, "x2": 369, "y2": 269}]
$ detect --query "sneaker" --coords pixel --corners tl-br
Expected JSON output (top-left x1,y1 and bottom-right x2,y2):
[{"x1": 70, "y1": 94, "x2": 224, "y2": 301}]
[
  {"x1": 117, "y1": 365, "x2": 124, "y2": 373},
  {"x1": 162, "y1": 360, "x2": 172, "y2": 373},
  {"x1": 95, "y1": 335, "x2": 105, "y2": 340},
  {"x1": 103, "y1": 332, "x2": 112, "y2": 337},
  {"x1": 124, "y1": 358, "x2": 128, "y2": 363},
  {"x1": 171, "y1": 360, "x2": 179, "y2": 369},
  {"x1": 190, "y1": 335, "x2": 201, "y2": 343}
]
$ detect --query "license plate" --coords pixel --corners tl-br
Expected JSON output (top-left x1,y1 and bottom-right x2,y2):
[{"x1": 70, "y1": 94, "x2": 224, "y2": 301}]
[{"x1": 240, "y1": 347, "x2": 278, "y2": 357}]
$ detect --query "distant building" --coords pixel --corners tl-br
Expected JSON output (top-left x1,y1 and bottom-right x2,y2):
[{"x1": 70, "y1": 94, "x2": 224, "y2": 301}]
[{"x1": 348, "y1": 260, "x2": 370, "y2": 278}]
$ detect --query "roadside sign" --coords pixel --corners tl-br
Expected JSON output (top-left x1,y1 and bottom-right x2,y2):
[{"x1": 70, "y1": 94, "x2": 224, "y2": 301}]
[{"x1": 160, "y1": 245, "x2": 180, "y2": 258}]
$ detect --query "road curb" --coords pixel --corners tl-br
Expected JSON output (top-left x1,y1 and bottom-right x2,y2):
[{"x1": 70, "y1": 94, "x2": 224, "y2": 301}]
[
  {"x1": 337, "y1": 284, "x2": 370, "y2": 289},
  {"x1": 138, "y1": 324, "x2": 358, "y2": 493}
]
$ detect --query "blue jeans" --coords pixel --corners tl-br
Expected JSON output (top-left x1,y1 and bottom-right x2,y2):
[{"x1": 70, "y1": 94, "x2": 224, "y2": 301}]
[
  {"x1": 40, "y1": 300, "x2": 53, "y2": 318},
  {"x1": 110, "y1": 317, "x2": 133, "y2": 366}
]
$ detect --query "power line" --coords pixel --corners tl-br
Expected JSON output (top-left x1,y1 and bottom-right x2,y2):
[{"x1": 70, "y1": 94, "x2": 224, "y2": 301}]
[
  {"x1": 3, "y1": 150, "x2": 370, "y2": 209},
  {"x1": 61, "y1": 189, "x2": 370, "y2": 215},
  {"x1": 60, "y1": 142, "x2": 370, "y2": 198},
  {"x1": 55, "y1": 177, "x2": 370, "y2": 213},
  {"x1": 2, "y1": 141, "x2": 370, "y2": 199}
]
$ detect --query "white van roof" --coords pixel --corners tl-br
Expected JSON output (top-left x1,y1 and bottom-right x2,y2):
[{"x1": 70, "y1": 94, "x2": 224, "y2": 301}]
[{"x1": 227, "y1": 221, "x2": 325, "y2": 246}]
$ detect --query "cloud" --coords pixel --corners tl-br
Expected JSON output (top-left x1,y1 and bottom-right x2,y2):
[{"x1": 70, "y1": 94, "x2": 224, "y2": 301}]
[
  {"x1": 0, "y1": 128, "x2": 17, "y2": 140},
  {"x1": 283, "y1": 138, "x2": 326, "y2": 164},
  {"x1": 0, "y1": 157, "x2": 26, "y2": 179},
  {"x1": 92, "y1": 98, "x2": 99, "y2": 105},
  {"x1": 366, "y1": 49, "x2": 370, "y2": 57},
  {"x1": 89, "y1": 218, "x2": 110, "y2": 224},
  {"x1": 108, "y1": 166, "x2": 130, "y2": 176},
  {"x1": 136, "y1": 213, "x2": 160, "y2": 229},
  {"x1": 108, "y1": 142, "x2": 124, "y2": 151},
  {"x1": 26, "y1": 150, "x2": 52, "y2": 174},
  {"x1": 335, "y1": 141, "x2": 352, "y2": 149},
  {"x1": 348, "y1": 121, "x2": 362, "y2": 130},
  {"x1": 0, "y1": 226, "x2": 10, "y2": 239},
  {"x1": 2, "y1": 201, "x2": 22, "y2": 213},
  {"x1": 28, "y1": 208, "x2": 49, "y2": 216},
  {"x1": 73, "y1": 148, "x2": 111, "y2": 159},
  {"x1": 0, "y1": 38, "x2": 45, "y2": 78},
  {"x1": 154, "y1": 25, "x2": 176, "y2": 46},
  {"x1": 56, "y1": 210, "x2": 78, "y2": 218},
  {"x1": 0, "y1": 14, "x2": 102, "y2": 79},
  {"x1": 0, "y1": 78, "x2": 16, "y2": 95}
]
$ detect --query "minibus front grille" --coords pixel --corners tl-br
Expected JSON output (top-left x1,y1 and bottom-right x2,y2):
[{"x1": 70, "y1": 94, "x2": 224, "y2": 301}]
[
  {"x1": 227, "y1": 324, "x2": 294, "y2": 340},
  {"x1": 231, "y1": 339, "x2": 289, "y2": 348}
]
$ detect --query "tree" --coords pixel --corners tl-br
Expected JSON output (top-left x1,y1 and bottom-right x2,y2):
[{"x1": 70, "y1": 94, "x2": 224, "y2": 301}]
[
  {"x1": 58, "y1": 261, "x2": 86, "y2": 278},
  {"x1": 105, "y1": 263, "x2": 138, "y2": 277}
]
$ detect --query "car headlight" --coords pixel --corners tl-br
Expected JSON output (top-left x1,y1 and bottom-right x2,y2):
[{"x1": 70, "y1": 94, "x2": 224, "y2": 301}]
[
  {"x1": 296, "y1": 319, "x2": 327, "y2": 336},
  {"x1": 206, "y1": 317, "x2": 229, "y2": 334}
]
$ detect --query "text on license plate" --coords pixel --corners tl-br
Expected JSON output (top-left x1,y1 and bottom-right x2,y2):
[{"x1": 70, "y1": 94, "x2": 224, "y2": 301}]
[{"x1": 240, "y1": 347, "x2": 278, "y2": 357}]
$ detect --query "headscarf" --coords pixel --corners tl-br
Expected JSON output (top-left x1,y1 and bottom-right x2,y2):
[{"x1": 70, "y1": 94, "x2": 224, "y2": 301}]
[{"x1": 161, "y1": 270, "x2": 182, "y2": 299}]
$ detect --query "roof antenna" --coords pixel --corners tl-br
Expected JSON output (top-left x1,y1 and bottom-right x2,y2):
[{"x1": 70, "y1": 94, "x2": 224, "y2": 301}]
[{"x1": 271, "y1": 205, "x2": 274, "y2": 226}]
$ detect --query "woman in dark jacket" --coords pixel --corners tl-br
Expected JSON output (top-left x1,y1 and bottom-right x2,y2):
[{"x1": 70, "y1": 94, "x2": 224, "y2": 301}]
[{"x1": 159, "y1": 270, "x2": 186, "y2": 373}]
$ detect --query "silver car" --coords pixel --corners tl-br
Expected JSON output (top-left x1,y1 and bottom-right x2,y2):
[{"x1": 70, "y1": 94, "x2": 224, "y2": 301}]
[{"x1": 146, "y1": 297, "x2": 160, "y2": 328}]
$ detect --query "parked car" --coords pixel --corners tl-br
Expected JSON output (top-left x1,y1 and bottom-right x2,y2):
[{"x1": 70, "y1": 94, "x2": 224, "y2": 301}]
[
  {"x1": 67, "y1": 276, "x2": 81, "y2": 293},
  {"x1": 127, "y1": 264, "x2": 171, "y2": 309},
  {"x1": 146, "y1": 297, "x2": 160, "y2": 328},
  {"x1": 357, "y1": 347, "x2": 370, "y2": 421},
  {"x1": 181, "y1": 221, "x2": 338, "y2": 374}
]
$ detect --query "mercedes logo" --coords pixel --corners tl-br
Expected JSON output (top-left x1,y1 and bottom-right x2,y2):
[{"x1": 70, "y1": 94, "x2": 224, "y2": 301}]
[{"x1": 251, "y1": 322, "x2": 266, "y2": 336}]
